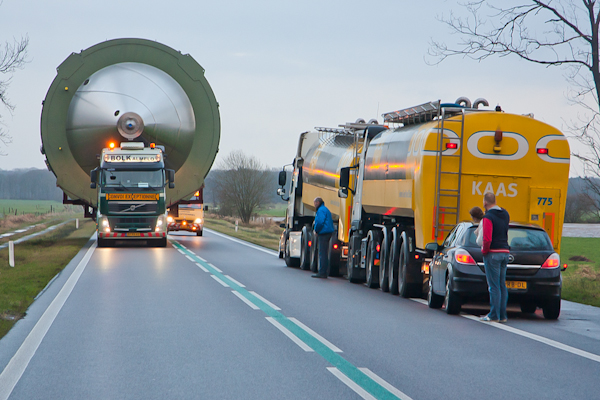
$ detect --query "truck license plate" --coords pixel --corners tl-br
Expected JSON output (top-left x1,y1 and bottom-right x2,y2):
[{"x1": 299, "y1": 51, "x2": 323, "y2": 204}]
[
  {"x1": 506, "y1": 281, "x2": 527, "y2": 290},
  {"x1": 126, "y1": 232, "x2": 141, "y2": 237}
]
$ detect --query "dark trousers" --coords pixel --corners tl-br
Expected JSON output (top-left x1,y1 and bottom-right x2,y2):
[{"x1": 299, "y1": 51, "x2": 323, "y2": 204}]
[{"x1": 317, "y1": 232, "x2": 332, "y2": 277}]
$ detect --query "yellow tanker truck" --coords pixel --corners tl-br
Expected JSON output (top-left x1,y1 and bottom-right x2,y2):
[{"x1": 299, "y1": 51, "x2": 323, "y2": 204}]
[{"x1": 277, "y1": 98, "x2": 570, "y2": 297}]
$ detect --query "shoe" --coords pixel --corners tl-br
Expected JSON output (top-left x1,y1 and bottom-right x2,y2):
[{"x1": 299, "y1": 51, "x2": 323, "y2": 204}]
[
  {"x1": 499, "y1": 318, "x2": 507, "y2": 323},
  {"x1": 480, "y1": 315, "x2": 499, "y2": 322},
  {"x1": 311, "y1": 274, "x2": 327, "y2": 279}
]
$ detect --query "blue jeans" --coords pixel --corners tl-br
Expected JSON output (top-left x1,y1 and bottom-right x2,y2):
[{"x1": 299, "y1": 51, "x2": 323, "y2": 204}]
[
  {"x1": 317, "y1": 233, "x2": 332, "y2": 277},
  {"x1": 483, "y1": 252, "x2": 509, "y2": 320}
]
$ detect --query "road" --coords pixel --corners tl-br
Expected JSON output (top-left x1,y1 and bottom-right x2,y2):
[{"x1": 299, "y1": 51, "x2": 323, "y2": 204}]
[{"x1": 0, "y1": 229, "x2": 599, "y2": 399}]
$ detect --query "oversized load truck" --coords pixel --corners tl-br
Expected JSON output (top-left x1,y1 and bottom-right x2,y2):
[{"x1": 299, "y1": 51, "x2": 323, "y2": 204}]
[
  {"x1": 40, "y1": 39, "x2": 220, "y2": 246},
  {"x1": 278, "y1": 98, "x2": 570, "y2": 297}
]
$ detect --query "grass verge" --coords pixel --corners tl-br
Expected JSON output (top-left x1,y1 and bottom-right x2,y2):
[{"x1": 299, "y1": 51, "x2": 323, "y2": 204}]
[
  {"x1": 0, "y1": 219, "x2": 96, "y2": 339},
  {"x1": 560, "y1": 237, "x2": 600, "y2": 307},
  {"x1": 204, "y1": 215, "x2": 281, "y2": 251}
]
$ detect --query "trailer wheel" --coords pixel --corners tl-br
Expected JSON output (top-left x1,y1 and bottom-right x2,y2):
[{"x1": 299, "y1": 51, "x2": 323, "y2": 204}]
[
  {"x1": 379, "y1": 227, "x2": 389, "y2": 292},
  {"x1": 299, "y1": 226, "x2": 311, "y2": 270},
  {"x1": 388, "y1": 228, "x2": 400, "y2": 295},
  {"x1": 347, "y1": 233, "x2": 362, "y2": 283},
  {"x1": 366, "y1": 231, "x2": 380, "y2": 288},
  {"x1": 398, "y1": 243, "x2": 410, "y2": 298}
]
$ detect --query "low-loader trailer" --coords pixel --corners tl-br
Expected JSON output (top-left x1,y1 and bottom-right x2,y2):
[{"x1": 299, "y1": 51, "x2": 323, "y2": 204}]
[{"x1": 278, "y1": 98, "x2": 570, "y2": 297}]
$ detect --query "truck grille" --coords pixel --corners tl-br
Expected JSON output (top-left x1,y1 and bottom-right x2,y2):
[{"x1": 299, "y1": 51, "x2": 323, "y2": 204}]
[
  {"x1": 108, "y1": 202, "x2": 158, "y2": 214},
  {"x1": 112, "y1": 217, "x2": 155, "y2": 230}
]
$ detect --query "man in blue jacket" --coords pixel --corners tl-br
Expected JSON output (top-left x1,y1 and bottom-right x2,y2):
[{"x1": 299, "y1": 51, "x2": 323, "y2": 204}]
[{"x1": 312, "y1": 197, "x2": 335, "y2": 279}]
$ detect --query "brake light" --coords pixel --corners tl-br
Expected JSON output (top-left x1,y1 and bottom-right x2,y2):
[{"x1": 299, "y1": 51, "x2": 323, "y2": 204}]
[
  {"x1": 308, "y1": 240, "x2": 312, "y2": 247},
  {"x1": 454, "y1": 249, "x2": 476, "y2": 265},
  {"x1": 446, "y1": 142, "x2": 458, "y2": 149},
  {"x1": 537, "y1": 148, "x2": 549, "y2": 154},
  {"x1": 542, "y1": 253, "x2": 560, "y2": 269}
]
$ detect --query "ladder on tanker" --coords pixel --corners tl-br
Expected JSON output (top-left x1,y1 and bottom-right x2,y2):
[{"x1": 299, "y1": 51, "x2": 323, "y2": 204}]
[{"x1": 433, "y1": 103, "x2": 466, "y2": 240}]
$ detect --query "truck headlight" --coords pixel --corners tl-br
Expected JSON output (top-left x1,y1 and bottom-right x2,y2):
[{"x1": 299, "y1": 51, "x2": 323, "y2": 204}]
[
  {"x1": 99, "y1": 216, "x2": 110, "y2": 232},
  {"x1": 194, "y1": 218, "x2": 202, "y2": 224},
  {"x1": 156, "y1": 215, "x2": 166, "y2": 231}
]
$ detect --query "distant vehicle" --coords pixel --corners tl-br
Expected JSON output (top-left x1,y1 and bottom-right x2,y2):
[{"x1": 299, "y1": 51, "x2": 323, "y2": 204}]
[
  {"x1": 426, "y1": 222, "x2": 564, "y2": 319},
  {"x1": 168, "y1": 190, "x2": 206, "y2": 236}
]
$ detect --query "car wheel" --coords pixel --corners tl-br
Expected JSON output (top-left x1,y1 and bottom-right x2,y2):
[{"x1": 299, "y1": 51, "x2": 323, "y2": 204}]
[
  {"x1": 520, "y1": 302, "x2": 537, "y2": 314},
  {"x1": 444, "y1": 273, "x2": 461, "y2": 315},
  {"x1": 427, "y1": 275, "x2": 444, "y2": 309},
  {"x1": 542, "y1": 298, "x2": 561, "y2": 320},
  {"x1": 388, "y1": 231, "x2": 400, "y2": 295},
  {"x1": 366, "y1": 232, "x2": 380, "y2": 289},
  {"x1": 379, "y1": 228, "x2": 389, "y2": 292}
]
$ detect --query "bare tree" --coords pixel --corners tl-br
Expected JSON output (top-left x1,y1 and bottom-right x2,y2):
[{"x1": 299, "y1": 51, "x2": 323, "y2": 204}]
[
  {"x1": 0, "y1": 29, "x2": 29, "y2": 154},
  {"x1": 213, "y1": 150, "x2": 271, "y2": 224},
  {"x1": 430, "y1": 1, "x2": 600, "y2": 203},
  {"x1": 564, "y1": 192, "x2": 597, "y2": 222}
]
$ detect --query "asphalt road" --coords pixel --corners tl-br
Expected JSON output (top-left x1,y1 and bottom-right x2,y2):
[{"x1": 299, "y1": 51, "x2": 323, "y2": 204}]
[{"x1": 0, "y1": 229, "x2": 599, "y2": 399}]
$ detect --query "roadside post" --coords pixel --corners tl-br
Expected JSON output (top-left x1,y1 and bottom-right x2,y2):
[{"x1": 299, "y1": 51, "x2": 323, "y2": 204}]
[
  {"x1": 9, "y1": 240, "x2": 14, "y2": 267},
  {"x1": 235, "y1": 220, "x2": 239, "y2": 232},
  {"x1": 76, "y1": 218, "x2": 79, "y2": 229}
]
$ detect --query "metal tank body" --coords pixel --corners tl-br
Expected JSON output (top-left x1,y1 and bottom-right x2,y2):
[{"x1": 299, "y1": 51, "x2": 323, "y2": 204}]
[{"x1": 40, "y1": 38, "x2": 220, "y2": 208}]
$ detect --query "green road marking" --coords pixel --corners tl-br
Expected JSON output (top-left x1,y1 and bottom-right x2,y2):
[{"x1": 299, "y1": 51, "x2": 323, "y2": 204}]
[{"x1": 171, "y1": 241, "x2": 403, "y2": 400}]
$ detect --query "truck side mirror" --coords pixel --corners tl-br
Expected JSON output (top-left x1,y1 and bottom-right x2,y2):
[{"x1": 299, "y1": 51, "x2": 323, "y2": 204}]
[
  {"x1": 278, "y1": 170, "x2": 287, "y2": 186},
  {"x1": 338, "y1": 188, "x2": 348, "y2": 198},
  {"x1": 277, "y1": 188, "x2": 286, "y2": 196},
  {"x1": 90, "y1": 168, "x2": 97, "y2": 189},
  {"x1": 339, "y1": 167, "x2": 350, "y2": 188},
  {"x1": 204, "y1": 205, "x2": 208, "y2": 211},
  {"x1": 167, "y1": 169, "x2": 175, "y2": 189},
  {"x1": 425, "y1": 242, "x2": 440, "y2": 252}
]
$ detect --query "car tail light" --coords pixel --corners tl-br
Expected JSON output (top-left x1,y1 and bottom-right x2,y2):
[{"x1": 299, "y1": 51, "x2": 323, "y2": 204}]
[
  {"x1": 542, "y1": 253, "x2": 560, "y2": 269},
  {"x1": 454, "y1": 249, "x2": 476, "y2": 265}
]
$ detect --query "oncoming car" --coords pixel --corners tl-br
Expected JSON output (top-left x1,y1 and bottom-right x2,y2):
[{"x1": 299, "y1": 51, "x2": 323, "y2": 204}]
[{"x1": 426, "y1": 222, "x2": 563, "y2": 320}]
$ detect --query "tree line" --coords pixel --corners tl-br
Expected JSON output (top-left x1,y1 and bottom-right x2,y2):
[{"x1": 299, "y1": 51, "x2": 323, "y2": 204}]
[{"x1": 0, "y1": 169, "x2": 63, "y2": 201}]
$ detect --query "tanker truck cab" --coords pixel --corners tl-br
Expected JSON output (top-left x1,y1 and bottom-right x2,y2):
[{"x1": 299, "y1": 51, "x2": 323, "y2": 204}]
[{"x1": 92, "y1": 142, "x2": 173, "y2": 247}]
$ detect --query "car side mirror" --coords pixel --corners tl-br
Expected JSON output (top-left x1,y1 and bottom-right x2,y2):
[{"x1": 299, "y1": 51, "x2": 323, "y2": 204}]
[
  {"x1": 278, "y1": 170, "x2": 287, "y2": 186},
  {"x1": 425, "y1": 242, "x2": 440, "y2": 252}
]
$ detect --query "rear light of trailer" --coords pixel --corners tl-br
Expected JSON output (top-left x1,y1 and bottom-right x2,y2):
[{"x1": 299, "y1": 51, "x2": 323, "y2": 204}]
[
  {"x1": 376, "y1": 244, "x2": 381, "y2": 252},
  {"x1": 333, "y1": 243, "x2": 339, "y2": 250},
  {"x1": 454, "y1": 249, "x2": 476, "y2": 265},
  {"x1": 342, "y1": 246, "x2": 348, "y2": 257},
  {"x1": 542, "y1": 253, "x2": 560, "y2": 269},
  {"x1": 537, "y1": 148, "x2": 549, "y2": 154},
  {"x1": 308, "y1": 240, "x2": 312, "y2": 247},
  {"x1": 446, "y1": 142, "x2": 458, "y2": 150}
]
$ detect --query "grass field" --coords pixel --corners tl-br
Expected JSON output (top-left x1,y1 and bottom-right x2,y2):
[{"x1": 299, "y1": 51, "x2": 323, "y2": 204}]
[
  {"x1": 255, "y1": 203, "x2": 287, "y2": 218},
  {"x1": 560, "y1": 237, "x2": 600, "y2": 307},
  {"x1": 0, "y1": 219, "x2": 96, "y2": 339},
  {"x1": 204, "y1": 215, "x2": 281, "y2": 251},
  {"x1": 0, "y1": 199, "x2": 73, "y2": 216}
]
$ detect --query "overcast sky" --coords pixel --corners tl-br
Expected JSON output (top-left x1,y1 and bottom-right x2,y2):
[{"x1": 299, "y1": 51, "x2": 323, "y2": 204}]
[{"x1": 0, "y1": 0, "x2": 588, "y2": 176}]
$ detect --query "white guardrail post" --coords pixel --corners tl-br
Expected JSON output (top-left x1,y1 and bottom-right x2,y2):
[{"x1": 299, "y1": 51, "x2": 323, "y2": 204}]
[
  {"x1": 9, "y1": 240, "x2": 14, "y2": 267},
  {"x1": 76, "y1": 218, "x2": 79, "y2": 229}
]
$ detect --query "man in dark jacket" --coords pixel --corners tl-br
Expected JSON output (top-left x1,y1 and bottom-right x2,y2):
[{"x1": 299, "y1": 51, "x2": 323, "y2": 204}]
[
  {"x1": 312, "y1": 197, "x2": 334, "y2": 279},
  {"x1": 480, "y1": 192, "x2": 511, "y2": 322}
]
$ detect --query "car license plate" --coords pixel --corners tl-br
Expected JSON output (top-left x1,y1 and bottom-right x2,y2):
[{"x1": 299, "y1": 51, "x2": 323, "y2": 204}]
[
  {"x1": 506, "y1": 281, "x2": 527, "y2": 290},
  {"x1": 126, "y1": 232, "x2": 141, "y2": 237}
]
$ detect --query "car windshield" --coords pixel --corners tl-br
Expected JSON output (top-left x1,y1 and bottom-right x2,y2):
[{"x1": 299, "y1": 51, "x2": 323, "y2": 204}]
[
  {"x1": 102, "y1": 169, "x2": 164, "y2": 188},
  {"x1": 463, "y1": 226, "x2": 553, "y2": 251}
]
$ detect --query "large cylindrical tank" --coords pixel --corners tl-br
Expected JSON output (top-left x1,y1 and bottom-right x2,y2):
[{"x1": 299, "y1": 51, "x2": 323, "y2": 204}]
[{"x1": 40, "y1": 38, "x2": 220, "y2": 207}]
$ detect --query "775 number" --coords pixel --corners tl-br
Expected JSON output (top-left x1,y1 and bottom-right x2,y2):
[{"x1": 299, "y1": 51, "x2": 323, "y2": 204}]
[{"x1": 537, "y1": 197, "x2": 553, "y2": 206}]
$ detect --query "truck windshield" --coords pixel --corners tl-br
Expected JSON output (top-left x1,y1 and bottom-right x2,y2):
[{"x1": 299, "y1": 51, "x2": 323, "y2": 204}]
[{"x1": 103, "y1": 169, "x2": 164, "y2": 189}]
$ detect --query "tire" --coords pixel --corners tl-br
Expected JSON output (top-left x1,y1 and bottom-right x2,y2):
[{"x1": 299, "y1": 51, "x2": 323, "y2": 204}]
[
  {"x1": 154, "y1": 238, "x2": 167, "y2": 247},
  {"x1": 365, "y1": 232, "x2": 380, "y2": 289},
  {"x1": 444, "y1": 273, "x2": 462, "y2": 315},
  {"x1": 347, "y1": 233, "x2": 361, "y2": 284},
  {"x1": 328, "y1": 234, "x2": 341, "y2": 277},
  {"x1": 299, "y1": 226, "x2": 310, "y2": 270},
  {"x1": 97, "y1": 238, "x2": 108, "y2": 248},
  {"x1": 283, "y1": 233, "x2": 300, "y2": 268},
  {"x1": 543, "y1": 297, "x2": 561, "y2": 320},
  {"x1": 196, "y1": 230, "x2": 203, "y2": 237},
  {"x1": 379, "y1": 228, "x2": 389, "y2": 292},
  {"x1": 398, "y1": 245, "x2": 410, "y2": 298},
  {"x1": 520, "y1": 302, "x2": 537, "y2": 314},
  {"x1": 427, "y1": 275, "x2": 444, "y2": 309},
  {"x1": 388, "y1": 229, "x2": 400, "y2": 295}
]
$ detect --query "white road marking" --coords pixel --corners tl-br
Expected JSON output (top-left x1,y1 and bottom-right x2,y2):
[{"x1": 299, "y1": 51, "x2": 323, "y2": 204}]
[
  {"x1": 210, "y1": 275, "x2": 229, "y2": 287},
  {"x1": 461, "y1": 314, "x2": 600, "y2": 363},
  {"x1": 266, "y1": 317, "x2": 313, "y2": 352},
  {"x1": 327, "y1": 367, "x2": 377, "y2": 400},
  {"x1": 359, "y1": 368, "x2": 413, "y2": 400},
  {"x1": 288, "y1": 318, "x2": 343, "y2": 353},
  {"x1": 225, "y1": 275, "x2": 246, "y2": 288},
  {"x1": 250, "y1": 291, "x2": 281, "y2": 310},
  {"x1": 208, "y1": 263, "x2": 222, "y2": 272},
  {"x1": 410, "y1": 298, "x2": 428, "y2": 305},
  {"x1": 196, "y1": 255, "x2": 207, "y2": 262},
  {"x1": 232, "y1": 291, "x2": 259, "y2": 310},
  {"x1": 185, "y1": 255, "x2": 195, "y2": 263},
  {"x1": 0, "y1": 236, "x2": 97, "y2": 400},
  {"x1": 195, "y1": 263, "x2": 209, "y2": 273},
  {"x1": 205, "y1": 228, "x2": 279, "y2": 256},
  {"x1": 177, "y1": 249, "x2": 185, "y2": 254}
]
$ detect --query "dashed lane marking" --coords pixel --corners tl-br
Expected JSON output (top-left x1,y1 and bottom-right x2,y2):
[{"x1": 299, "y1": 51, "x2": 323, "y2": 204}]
[
  {"x1": 250, "y1": 291, "x2": 281, "y2": 311},
  {"x1": 225, "y1": 275, "x2": 246, "y2": 288},
  {"x1": 232, "y1": 291, "x2": 260, "y2": 310},
  {"x1": 195, "y1": 263, "x2": 209, "y2": 273},
  {"x1": 289, "y1": 318, "x2": 342, "y2": 353},
  {"x1": 328, "y1": 367, "x2": 377, "y2": 400},
  {"x1": 266, "y1": 317, "x2": 314, "y2": 352},
  {"x1": 210, "y1": 275, "x2": 229, "y2": 287}
]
